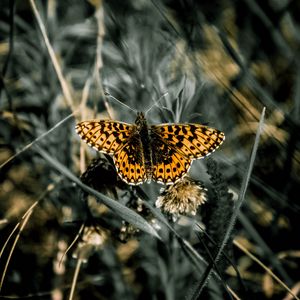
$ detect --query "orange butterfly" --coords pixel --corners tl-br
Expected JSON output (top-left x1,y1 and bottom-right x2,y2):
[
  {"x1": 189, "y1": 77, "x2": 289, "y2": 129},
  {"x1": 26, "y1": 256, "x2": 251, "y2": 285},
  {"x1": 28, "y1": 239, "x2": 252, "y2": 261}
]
[{"x1": 76, "y1": 112, "x2": 225, "y2": 185}]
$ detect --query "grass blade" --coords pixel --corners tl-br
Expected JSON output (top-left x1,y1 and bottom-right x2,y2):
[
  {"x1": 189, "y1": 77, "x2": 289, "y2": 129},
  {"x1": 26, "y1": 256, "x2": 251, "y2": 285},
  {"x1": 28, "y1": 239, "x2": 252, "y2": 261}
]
[
  {"x1": 188, "y1": 107, "x2": 266, "y2": 299},
  {"x1": 34, "y1": 145, "x2": 161, "y2": 240}
]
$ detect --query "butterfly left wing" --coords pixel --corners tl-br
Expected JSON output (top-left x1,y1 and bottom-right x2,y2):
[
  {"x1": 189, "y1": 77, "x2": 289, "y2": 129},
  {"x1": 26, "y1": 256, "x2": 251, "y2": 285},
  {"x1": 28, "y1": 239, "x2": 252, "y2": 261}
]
[
  {"x1": 151, "y1": 124, "x2": 225, "y2": 159},
  {"x1": 113, "y1": 135, "x2": 147, "y2": 185},
  {"x1": 75, "y1": 120, "x2": 135, "y2": 154},
  {"x1": 76, "y1": 120, "x2": 147, "y2": 185}
]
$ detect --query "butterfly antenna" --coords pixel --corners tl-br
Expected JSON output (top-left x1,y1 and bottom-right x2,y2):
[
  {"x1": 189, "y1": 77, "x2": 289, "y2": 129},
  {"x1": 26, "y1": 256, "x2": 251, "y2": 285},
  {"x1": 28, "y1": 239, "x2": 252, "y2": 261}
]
[
  {"x1": 145, "y1": 92, "x2": 169, "y2": 116},
  {"x1": 104, "y1": 91, "x2": 137, "y2": 114}
]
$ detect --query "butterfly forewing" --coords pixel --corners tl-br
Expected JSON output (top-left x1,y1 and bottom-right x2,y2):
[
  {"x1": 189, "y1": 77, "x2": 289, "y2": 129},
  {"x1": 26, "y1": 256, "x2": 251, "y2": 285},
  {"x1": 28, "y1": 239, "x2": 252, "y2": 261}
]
[
  {"x1": 75, "y1": 120, "x2": 134, "y2": 154},
  {"x1": 151, "y1": 124, "x2": 225, "y2": 159}
]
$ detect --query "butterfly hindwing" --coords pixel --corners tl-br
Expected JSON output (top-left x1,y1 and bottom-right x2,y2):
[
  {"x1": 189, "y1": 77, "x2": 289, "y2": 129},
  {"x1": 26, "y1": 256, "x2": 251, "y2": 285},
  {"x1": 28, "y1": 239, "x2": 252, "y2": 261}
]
[
  {"x1": 113, "y1": 135, "x2": 147, "y2": 185},
  {"x1": 150, "y1": 133, "x2": 192, "y2": 184},
  {"x1": 151, "y1": 124, "x2": 225, "y2": 159},
  {"x1": 75, "y1": 120, "x2": 134, "y2": 154}
]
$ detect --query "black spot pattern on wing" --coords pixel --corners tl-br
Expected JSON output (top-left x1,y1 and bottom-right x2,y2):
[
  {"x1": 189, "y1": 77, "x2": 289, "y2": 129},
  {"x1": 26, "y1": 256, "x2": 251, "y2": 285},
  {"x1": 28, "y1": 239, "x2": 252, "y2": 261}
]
[
  {"x1": 75, "y1": 121, "x2": 134, "y2": 154},
  {"x1": 113, "y1": 134, "x2": 146, "y2": 185},
  {"x1": 150, "y1": 132, "x2": 192, "y2": 184},
  {"x1": 76, "y1": 113, "x2": 225, "y2": 185}
]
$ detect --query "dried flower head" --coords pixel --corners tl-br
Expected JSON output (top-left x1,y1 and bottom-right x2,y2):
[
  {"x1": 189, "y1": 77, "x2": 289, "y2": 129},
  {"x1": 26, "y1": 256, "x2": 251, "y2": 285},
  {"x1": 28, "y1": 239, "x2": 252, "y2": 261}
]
[{"x1": 156, "y1": 177, "x2": 207, "y2": 216}]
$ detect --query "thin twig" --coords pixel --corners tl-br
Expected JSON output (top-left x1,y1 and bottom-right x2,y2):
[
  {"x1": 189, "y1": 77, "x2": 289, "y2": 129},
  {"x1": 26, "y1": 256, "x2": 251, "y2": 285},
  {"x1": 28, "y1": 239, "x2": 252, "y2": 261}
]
[
  {"x1": 68, "y1": 259, "x2": 83, "y2": 300},
  {"x1": 93, "y1": 1, "x2": 106, "y2": 116},
  {"x1": 79, "y1": 77, "x2": 92, "y2": 173},
  {"x1": 238, "y1": 211, "x2": 292, "y2": 284},
  {"x1": 0, "y1": 182, "x2": 57, "y2": 292},
  {"x1": 59, "y1": 223, "x2": 85, "y2": 267},
  {"x1": 0, "y1": 210, "x2": 34, "y2": 292},
  {"x1": 29, "y1": 0, "x2": 75, "y2": 111},
  {"x1": 234, "y1": 239, "x2": 300, "y2": 300}
]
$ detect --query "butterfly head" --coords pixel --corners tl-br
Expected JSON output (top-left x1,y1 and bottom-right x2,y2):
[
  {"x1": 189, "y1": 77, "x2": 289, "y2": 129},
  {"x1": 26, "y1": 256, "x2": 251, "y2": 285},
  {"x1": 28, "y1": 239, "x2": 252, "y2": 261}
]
[{"x1": 135, "y1": 112, "x2": 147, "y2": 131}]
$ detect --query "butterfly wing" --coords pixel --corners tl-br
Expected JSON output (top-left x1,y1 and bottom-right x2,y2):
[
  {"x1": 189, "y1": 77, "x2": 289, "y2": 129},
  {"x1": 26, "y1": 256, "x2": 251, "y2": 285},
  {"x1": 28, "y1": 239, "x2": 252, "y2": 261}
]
[
  {"x1": 76, "y1": 120, "x2": 147, "y2": 185},
  {"x1": 150, "y1": 124, "x2": 225, "y2": 184},
  {"x1": 113, "y1": 135, "x2": 147, "y2": 185},
  {"x1": 151, "y1": 124, "x2": 225, "y2": 159},
  {"x1": 75, "y1": 120, "x2": 135, "y2": 154},
  {"x1": 150, "y1": 132, "x2": 192, "y2": 184}
]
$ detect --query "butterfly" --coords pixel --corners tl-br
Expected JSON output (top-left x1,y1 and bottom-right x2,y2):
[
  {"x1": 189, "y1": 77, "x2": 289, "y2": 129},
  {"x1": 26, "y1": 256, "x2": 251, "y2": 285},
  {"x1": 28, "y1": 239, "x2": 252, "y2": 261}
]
[{"x1": 75, "y1": 112, "x2": 225, "y2": 185}]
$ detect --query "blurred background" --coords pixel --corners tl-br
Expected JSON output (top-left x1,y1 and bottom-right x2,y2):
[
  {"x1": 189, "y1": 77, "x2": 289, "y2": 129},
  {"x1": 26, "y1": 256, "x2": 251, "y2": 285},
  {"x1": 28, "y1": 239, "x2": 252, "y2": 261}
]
[{"x1": 0, "y1": 0, "x2": 300, "y2": 299}]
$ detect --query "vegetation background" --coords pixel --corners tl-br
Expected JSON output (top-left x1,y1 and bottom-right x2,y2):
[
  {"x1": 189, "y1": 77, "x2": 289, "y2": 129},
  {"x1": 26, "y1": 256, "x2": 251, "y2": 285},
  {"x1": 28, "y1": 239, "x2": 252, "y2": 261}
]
[{"x1": 0, "y1": 0, "x2": 299, "y2": 299}]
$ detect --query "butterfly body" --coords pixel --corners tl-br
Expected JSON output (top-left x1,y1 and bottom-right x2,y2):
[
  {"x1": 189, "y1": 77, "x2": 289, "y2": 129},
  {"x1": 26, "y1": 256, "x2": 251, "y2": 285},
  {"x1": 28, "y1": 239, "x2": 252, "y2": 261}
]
[
  {"x1": 76, "y1": 112, "x2": 225, "y2": 185},
  {"x1": 134, "y1": 112, "x2": 153, "y2": 182}
]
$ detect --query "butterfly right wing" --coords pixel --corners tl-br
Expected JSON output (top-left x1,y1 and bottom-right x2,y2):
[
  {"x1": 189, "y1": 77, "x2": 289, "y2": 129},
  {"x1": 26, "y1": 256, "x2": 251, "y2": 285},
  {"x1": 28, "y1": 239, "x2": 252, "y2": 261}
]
[
  {"x1": 151, "y1": 124, "x2": 225, "y2": 159},
  {"x1": 76, "y1": 120, "x2": 147, "y2": 185},
  {"x1": 75, "y1": 120, "x2": 135, "y2": 154},
  {"x1": 150, "y1": 132, "x2": 192, "y2": 185}
]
